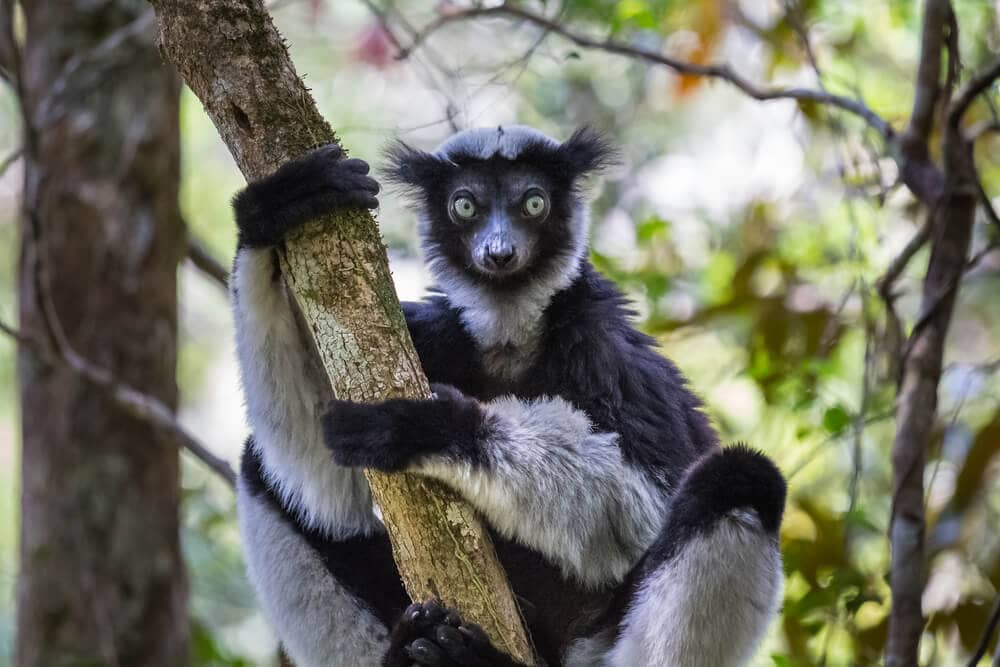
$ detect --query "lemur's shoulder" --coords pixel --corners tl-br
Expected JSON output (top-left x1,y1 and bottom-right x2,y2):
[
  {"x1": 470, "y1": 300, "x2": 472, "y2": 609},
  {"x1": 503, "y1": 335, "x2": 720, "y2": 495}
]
[
  {"x1": 537, "y1": 262, "x2": 718, "y2": 478},
  {"x1": 402, "y1": 296, "x2": 479, "y2": 389}
]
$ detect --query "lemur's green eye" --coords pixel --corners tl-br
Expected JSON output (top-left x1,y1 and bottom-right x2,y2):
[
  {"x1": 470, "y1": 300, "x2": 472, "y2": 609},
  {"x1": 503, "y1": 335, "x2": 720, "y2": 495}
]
[
  {"x1": 452, "y1": 196, "x2": 477, "y2": 220},
  {"x1": 524, "y1": 192, "x2": 547, "y2": 218}
]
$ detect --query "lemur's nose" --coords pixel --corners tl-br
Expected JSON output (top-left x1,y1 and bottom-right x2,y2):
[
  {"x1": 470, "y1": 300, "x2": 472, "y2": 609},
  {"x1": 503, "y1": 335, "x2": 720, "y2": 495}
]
[{"x1": 486, "y1": 247, "x2": 516, "y2": 269}]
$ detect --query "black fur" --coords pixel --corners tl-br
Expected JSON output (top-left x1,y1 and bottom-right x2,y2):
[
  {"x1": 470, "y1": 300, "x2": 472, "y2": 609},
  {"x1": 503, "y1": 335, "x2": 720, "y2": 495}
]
[
  {"x1": 666, "y1": 444, "x2": 787, "y2": 538},
  {"x1": 394, "y1": 262, "x2": 718, "y2": 486},
  {"x1": 235, "y1": 127, "x2": 785, "y2": 665},
  {"x1": 323, "y1": 384, "x2": 493, "y2": 472},
  {"x1": 384, "y1": 128, "x2": 616, "y2": 292},
  {"x1": 384, "y1": 601, "x2": 523, "y2": 667},
  {"x1": 240, "y1": 441, "x2": 409, "y2": 627},
  {"x1": 232, "y1": 144, "x2": 379, "y2": 248}
]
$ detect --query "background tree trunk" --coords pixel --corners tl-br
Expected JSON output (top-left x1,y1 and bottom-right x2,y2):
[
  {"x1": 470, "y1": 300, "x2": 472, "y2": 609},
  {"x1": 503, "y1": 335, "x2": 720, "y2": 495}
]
[
  {"x1": 149, "y1": 0, "x2": 534, "y2": 661},
  {"x1": 15, "y1": 1, "x2": 188, "y2": 664}
]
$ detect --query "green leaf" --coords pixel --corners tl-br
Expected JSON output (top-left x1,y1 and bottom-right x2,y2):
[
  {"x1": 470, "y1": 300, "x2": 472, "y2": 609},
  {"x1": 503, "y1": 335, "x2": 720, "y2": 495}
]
[{"x1": 822, "y1": 405, "x2": 851, "y2": 435}]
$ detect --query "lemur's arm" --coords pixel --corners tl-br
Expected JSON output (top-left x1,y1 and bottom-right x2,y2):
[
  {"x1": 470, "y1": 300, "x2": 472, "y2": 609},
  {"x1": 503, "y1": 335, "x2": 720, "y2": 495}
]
[
  {"x1": 323, "y1": 384, "x2": 667, "y2": 586},
  {"x1": 232, "y1": 143, "x2": 382, "y2": 538},
  {"x1": 232, "y1": 145, "x2": 406, "y2": 665}
]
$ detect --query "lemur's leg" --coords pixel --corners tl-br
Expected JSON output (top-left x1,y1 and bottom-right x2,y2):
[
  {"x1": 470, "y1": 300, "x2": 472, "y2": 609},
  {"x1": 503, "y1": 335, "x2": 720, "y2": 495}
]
[
  {"x1": 232, "y1": 146, "x2": 403, "y2": 666},
  {"x1": 602, "y1": 446, "x2": 786, "y2": 667},
  {"x1": 323, "y1": 385, "x2": 669, "y2": 586},
  {"x1": 238, "y1": 449, "x2": 397, "y2": 666}
]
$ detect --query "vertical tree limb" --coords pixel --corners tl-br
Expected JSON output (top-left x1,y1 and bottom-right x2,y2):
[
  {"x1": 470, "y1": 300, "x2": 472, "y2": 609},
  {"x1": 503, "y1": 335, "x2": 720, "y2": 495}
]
[
  {"x1": 886, "y1": 3, "x2": 979, "y2": 663},
  {"x1": 148, "y1": 0, "x2": 534, "y2": 661}
]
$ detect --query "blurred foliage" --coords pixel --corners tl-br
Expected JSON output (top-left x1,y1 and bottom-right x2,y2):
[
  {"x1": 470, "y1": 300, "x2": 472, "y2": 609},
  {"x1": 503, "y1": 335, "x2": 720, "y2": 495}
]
[{"x1": 2, "y1": 0, "x2": 1000, "y2": 665}]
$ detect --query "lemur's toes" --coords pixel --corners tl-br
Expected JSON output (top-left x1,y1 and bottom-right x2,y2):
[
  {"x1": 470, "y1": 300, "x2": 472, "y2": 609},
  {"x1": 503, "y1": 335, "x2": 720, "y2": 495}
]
[
  {"x1": 398, "y1": 602, "x2": 497, "y2": 667},
  {"x1": 322, "y1": 157, "x2": 380, "y2": 209},
  {"x1": 341, "y1": 157, "x2": 372, "y2": 174},
  {"x1": 672, "y1": 444, "x2": 787, "y2": 535}
]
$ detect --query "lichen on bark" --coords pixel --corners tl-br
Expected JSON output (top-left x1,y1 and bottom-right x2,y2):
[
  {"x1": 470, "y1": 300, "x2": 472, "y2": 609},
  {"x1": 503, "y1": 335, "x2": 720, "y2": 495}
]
[{"x1": 149, "y1": 0, "x2": 534, "y2": 661}]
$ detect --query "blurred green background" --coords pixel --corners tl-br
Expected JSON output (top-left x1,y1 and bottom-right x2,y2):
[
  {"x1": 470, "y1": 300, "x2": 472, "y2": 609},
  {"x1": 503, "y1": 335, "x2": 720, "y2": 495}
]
[{"x1": 1, "y1": 0, "x2": 999, "y2": 665}]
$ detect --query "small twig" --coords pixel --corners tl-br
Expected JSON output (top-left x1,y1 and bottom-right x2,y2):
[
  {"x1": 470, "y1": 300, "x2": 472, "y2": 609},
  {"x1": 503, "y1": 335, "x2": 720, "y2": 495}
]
[
  {"x1": 878, "y1": 216, "x2": 933, "y2": 300},
  {"x1": 967, "y1": 240, "x2": 1000, "y2": 272},
  {"x1": 973, "y1": 166, "x2": 1000, "y2": 232},
  {"x1": 34, "y1": 10, "x2": 156, "y2": 129},
  {"x1": 398, "y1": 3, "x2": 893, "y2": 138},
  {"x1": 0, "y1": 0, "x2": 15, "y2": 84},
  {"x1": 187, "y1": 237, "x2": 230, "y2": 290},
  {"x1": 784, "y1": 0, "x2": 825, "y2": 90},
  {"x1": 905, "y1": 0, "x2": 950, "y2": 144},
  {"x1": 0, "y1": 317, "x2": 35, "y2": 347},
  {"x1": 967, "y1": 593, "x2": 1000, "y2": 667},
  {"x1": 0, "y1": 145, "x2": 22, "y2": 178},
  {"x1": 940, "y1": 6, "x2": 961, "y2": 119},
  {"x1": 948, "y1": 55, "x2": 1000, "y2": 128},
  {"x1": 968, "y1": 120, "x2": 1000, "y2": 141},
  {"x1": 1, "y1": 316, "x2": 237, "y2": 487}
]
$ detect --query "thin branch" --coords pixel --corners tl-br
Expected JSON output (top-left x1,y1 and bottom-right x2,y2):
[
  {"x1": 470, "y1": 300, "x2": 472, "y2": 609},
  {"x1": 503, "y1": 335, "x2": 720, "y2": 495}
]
[
  {"x1": 0, "y1": 317, "x2": 236, "y2": 487},
  {"x1": 973, "y1": 161, "x2": 1000, "y2": 232},
  {"x1": 397, "y1": 3, "x2": 893, "y2": 138},
  {"x1": 34, "y1": 10, "x2": 156, "y2": 129},
  {"x1": 949, "y1": 55, "x2": 1000, "y2": 128},
  {"x1": 0, "y1": 145, "x2": 21, "y2": 178},
  {"x1": 878, "y1": 216, "x2": 933, "y2": 300},
  {"x1": 783, "y1": 0, "x2": 825, "y2": 90},
  {"x1": 967, "y1": 240, "x2": 1000, "y2": 272},
  {"x1": 940, "y1": 6, "x2": 961, "y2": 123},
  {"x1": 187, "y1": 237, "x2": 229, "y2": 290},
  {"x1": 905, "y1": 0, "x2": 950, "y2": 144},
  {"x1": 967, "y1": 593, "x2": 1000, "y2": 667},
  {"x1": 0, "y1": 317, "x2": 35, "y2": 347},
  {"x1": 0, "y1": 0, "x2": 15, "y2": 83},
  {"x1": 968, "y1": 119, "x2": 1000, "y2": 140}
]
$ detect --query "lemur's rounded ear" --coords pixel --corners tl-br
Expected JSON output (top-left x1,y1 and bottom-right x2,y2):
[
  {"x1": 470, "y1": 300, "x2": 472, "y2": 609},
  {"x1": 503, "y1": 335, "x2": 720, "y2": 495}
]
[
  {"x1": 559, "y1": 127, "x2": 620, "y2": 178},
  {"x1": 382, "y1": 140, "x2": 456, "y2": 191}
]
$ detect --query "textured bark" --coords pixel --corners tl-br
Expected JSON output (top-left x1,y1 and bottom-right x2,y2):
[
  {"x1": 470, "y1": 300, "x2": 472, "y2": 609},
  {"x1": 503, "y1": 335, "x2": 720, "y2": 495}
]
[
  {"x1": 886, "y1": 2, "x2": 976, "y2": 661},
  {"x1": 15, "y1": 0, "x2": 188, "y2": 665},
  {"x1": 886, "y1": 142, "x2": 975, "y2": 666},
  {"x1": 149, "y1": 0, "x2": 534, "y2": 662}
]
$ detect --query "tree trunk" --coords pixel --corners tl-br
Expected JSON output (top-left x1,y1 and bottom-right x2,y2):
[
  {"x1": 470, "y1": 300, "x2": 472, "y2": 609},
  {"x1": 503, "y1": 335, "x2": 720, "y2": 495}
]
[
  {"x1": 149, "y1": 0, "x2": 534, "y2": 662},
  {"x1": 15, "y1": 1, "x2": 188, "y2": 665}
]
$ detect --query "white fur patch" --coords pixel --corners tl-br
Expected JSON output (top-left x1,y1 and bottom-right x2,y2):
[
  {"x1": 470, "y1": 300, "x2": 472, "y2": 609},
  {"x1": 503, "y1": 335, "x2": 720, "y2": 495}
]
[
  {"x1": 422, "y1": 205, "x2": 589, "y2": 381},
  {"x1": 232, "y1": 248, "x2": 380, "y2": 538},
  {"x1": 237, "y1": 480, "x2": 389, "y2": 667},
  {"x1": 606, "y1": 513, "x2": 783, "y2": 667},
  {"x1": 416, "y1": 395, "x2": 667, "y2": 587},
  {"x1": 433, "y1": 125, "x2": 559, "y2": 161}
]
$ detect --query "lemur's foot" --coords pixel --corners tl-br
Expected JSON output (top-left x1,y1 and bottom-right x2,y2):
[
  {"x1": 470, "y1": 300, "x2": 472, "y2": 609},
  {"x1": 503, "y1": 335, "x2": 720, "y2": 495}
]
[
  {"x1": 233, "y1": 143, "x2": 380, "y2": 248},
  {"x1": 384, "y1": 601, "x2": 522, "y2": 667}
]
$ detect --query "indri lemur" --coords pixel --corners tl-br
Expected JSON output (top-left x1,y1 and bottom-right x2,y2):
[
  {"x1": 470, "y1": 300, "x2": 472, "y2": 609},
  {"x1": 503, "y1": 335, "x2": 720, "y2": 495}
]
[{"x1": 231, "y1": 126, "x2": 787, "y2": 666}]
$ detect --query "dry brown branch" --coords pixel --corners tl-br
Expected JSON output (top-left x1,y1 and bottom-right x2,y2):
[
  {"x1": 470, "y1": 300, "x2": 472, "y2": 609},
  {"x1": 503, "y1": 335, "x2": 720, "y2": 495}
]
[
  {"x1": 948, "y1": 55, "x2": 1000, "y2": 127},
  {"x1": 384, "y1": 2, "x2": 964, "y2": 205},
  {"x1": 149, "y1": 0, "x2": 533, "y2": 659},
  {"x1": 967, "y1": 594, "x2": 1000, "y2": 667},
  {"x1": 187, "y1": 237, "x2": 230, "y2": 290},
  {"x1": 886, "y1": 4, "x2": 981, "y2": 663},
  {"x1": 0, "y1": 146, "x2": 21, "y2": 177},
  {"x1": 398, "y1": 3, "x2": 892, "y2": 137},
  {"x1": 1, "y1": 314, "x2": 237, "y2": 486}
]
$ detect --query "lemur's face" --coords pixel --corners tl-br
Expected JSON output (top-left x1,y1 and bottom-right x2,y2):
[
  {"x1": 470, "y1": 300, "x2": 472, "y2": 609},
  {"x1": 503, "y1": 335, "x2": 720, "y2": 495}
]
[
  {"x1": 385, "y1": 126, "x2": 616, "y2": 291},
  {"x1": 424, "y1": 159, "x2": 579, "y2": 287}
]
